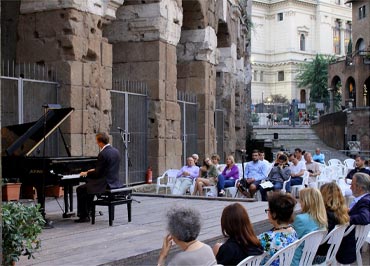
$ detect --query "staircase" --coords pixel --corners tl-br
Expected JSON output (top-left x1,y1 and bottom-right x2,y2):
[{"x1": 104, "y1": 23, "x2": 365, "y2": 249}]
[{"x1": 252, "y1": 125, "x2": 349, "y2": 162}]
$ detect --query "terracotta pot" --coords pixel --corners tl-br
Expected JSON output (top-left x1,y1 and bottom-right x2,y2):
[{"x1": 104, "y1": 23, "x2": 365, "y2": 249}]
[
  {"x1": 2, "y1": 183, "x2": 22, "y2": 201},
  {"x1": 45, "y1": 185, "x2": 64, "y2": 197},
  {"x1": 21, "y1": 185, "x2": 37, "y2": 200}
]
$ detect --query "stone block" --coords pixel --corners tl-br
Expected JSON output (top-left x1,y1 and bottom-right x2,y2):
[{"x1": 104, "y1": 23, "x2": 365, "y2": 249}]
[
  {"x1": 70, "y1": 133, "x2": 83, "y2": 156},
  {"x1": 148, "y1": 138, "x2": 165, "y2": 157},
  {"x1": 102, "y1": 66, "x2": 112, "y2": 90},
  {"x1": 101, "y1": 41, "x2": 112, "y2": 67},
  {"x1": 84, "y1": 133, "x2": 100, "y2": 156},
  {"x1": 165, "y1": 120, "x2": 180, "y2": 139},
  {"x1": 148, "y1": 118, "x2": 166, "y2": 139},
  {"x1": 146, "y1": 79, "x2": 166, "y2": 100},
  {"x1": 69, "y1": 85, "x2": 84, "y2": 109},
  {"x1": 165, "y1": 101, "x2": 181, "y2": 121},
  {"x1": 69, "y1": 110, "x2": 88, "y2": 134},
  {"x1": 100, "y1": 89, "x2": 112, "y2": 113},
  {"x1": 165, "y1": 154, "x2": 181, "y2": 170},
  {"x1": 165, "y1": 80, "x2": 177, "y2": 101}
]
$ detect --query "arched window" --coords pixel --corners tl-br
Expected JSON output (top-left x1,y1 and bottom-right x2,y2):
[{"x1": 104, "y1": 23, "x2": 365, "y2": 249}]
[
  {"x1": 300, "y1": 34, "x2": 306, "y2": 51},
  {"x1": 300, "y1": 90, "x2": 306, "y2": 103}
]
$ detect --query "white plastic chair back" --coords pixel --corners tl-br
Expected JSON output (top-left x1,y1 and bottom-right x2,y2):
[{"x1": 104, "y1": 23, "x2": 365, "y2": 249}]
[
  {"x1": 328, "y1": 159, "x2": 343, "y2": 166},
  {"x1": 298, "y1": 230, "x2": 327, "y2": 266},
  {"x1": 291, "y1": 171, "x2": 309, "y2": 198},
  {"x1": 321, "y1": 224, "x2": 348, "y2": 265},
  {"x1": 281, "y1": 177, "x2": 291, "y2": 193},
  {"x1": 344, "y1": 158, "x2": 355, "y2": 169},
  {"x1": 354, "y1": 224, "x2": 370, "y2": 266},
  {"x1": 156, "y1": 169, "x2": 179, "y2": 194},
  {"x1": 264, "y1": 240, "x2": 300, "y2": 266},
  {"x1": 236, "y1": 252, "x2": 266, "y2": 266}
]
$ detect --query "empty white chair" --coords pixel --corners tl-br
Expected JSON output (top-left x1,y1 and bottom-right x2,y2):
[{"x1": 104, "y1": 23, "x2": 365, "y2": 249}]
[
  {"x1": 316, "y1": 224, "x2": 348, "y2": 266},
  {"x1": 342, "y1": 224, "x2": 370, "y2": 266},
  {"x1": 236, "y1": 252, "x2": 267, "y2": 266},
  {"x1": 298, "y1": 230, "x2": 327, "y2": 266},
  {"x1": 291, "y1": 171, "x2": 309, "y2": 198},
  {"x1": 156, "y1": 169, "x2": 179, "y2": 194},
  {"x1": 344, "y1": 158, "x2": 355, "y2": 169},
  {"x1": 328, "y1": 159, "x2": 344, "y2": 166},
  {"x1": 264, "y1": 240, "x2": 301, "y2": 266}
]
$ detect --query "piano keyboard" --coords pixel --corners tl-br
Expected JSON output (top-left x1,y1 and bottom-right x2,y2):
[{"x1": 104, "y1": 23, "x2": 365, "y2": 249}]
[{"x1": 61, "y1": 174, "x2": 82, "y2": 180}]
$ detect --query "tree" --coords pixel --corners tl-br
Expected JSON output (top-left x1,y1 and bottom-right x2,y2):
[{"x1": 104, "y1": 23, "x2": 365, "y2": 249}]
[
  {"x1": 296, "y1": 54, "x2": 336, "y2": 108},
  {"x1": 269, "y1": 94, "x2": 289, "y2": 104}
]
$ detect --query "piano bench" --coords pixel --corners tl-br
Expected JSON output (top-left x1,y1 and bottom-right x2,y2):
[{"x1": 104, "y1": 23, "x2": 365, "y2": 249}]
[{"x1": 91, "y1": 189, "x2": 132, "y2": 226}]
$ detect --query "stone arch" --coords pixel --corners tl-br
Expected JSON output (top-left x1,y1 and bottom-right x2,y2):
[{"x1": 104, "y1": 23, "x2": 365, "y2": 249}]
[
  {"x1": 364, "y1": 76, "x2": 370, "y2": 106},
  {"x1": 217, "y1": 21, "x2": 231, "y2": 48},
  {"x1": 300, "y1": 89, "x2": 306, "y2": 103},
  {"x1": 182, "y1": 0, "x2": 206, "y2": 30},
  {"x1": 355, "y1": 38, "x2": 366, "y2": 53},
  {"x1": 345, "y1": 77, "x2": 356, "y2": 107}
]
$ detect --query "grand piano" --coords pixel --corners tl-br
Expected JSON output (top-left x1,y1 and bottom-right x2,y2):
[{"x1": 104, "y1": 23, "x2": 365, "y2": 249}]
[{"x1": 1, "y1": 107, "x2": 97, "y2": 218}]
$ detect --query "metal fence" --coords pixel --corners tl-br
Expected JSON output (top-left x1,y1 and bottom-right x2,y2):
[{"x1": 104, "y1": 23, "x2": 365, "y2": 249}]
[
  {"x1": 1, "y1": 61, "x2": 60, "y2": 156},
  {"x1": 215, "y1": 108, "x2": 225, "y2": 162},
  {"x1": 178, "y1": 91, "x2": 198, "y2": 165},
  {"x1": 110, "y1": 80, "x2": 148, "y2": 186}
]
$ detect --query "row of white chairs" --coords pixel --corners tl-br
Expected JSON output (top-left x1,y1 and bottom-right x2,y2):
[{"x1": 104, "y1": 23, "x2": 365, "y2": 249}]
[{"x1": 236, "y1": 223, "x2": 370, "y2": 266}]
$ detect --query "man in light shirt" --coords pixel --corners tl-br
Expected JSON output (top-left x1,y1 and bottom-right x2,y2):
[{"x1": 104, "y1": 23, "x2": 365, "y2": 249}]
[
  {"x1": 172, "y1": 157, "x2": 199, "y2": 195},
  {"x1": 312, "y1": 148, "x2": 325, "y2": 164},
  {"x1": 286, "y1": 153, "x2": 306, "y2": 193},
  {"x1": 304, "y1": 152, "x2": 320, "y2": 187}
]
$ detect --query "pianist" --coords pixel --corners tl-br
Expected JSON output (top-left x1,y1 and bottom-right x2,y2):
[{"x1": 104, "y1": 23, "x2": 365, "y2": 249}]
[{"x1": 75, "y1": 132, "x2": 123, "y2": 223}]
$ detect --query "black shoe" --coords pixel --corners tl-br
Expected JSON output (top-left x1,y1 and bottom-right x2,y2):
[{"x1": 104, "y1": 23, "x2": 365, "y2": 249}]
[{"x1": 74, "y1": 217, "x2": 90, "y2": 223}]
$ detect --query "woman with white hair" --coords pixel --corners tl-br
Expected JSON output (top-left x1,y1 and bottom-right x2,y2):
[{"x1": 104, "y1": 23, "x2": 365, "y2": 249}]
[{"x1": 158, "y1": 206, "x2": 217, "y2": 266}]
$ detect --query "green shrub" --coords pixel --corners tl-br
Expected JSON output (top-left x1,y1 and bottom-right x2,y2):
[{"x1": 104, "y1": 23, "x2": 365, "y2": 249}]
[{"x1": 2, "y1": 202, "x2": 44, "y2": 265}]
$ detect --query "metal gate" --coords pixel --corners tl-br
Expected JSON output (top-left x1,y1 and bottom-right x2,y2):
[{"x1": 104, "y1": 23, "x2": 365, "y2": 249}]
[
  {"x1": 110, "y1": 80, "x2": 148, "y2": 186},
  {"x1": 178, "y1": 91, "x2": 198, "y2": 165},
  {"x1": 1, "y1": 61, "x2": 60, "y2": 156},
  {"x1": 215, "y1": 108, "x2": 225, "y2": 162}
]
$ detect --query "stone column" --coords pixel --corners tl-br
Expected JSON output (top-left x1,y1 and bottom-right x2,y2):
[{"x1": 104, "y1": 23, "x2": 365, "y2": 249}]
[
  {"x1": 17, "y1": 0, "x2": 123, "y2": 156},
  {"x1": 177, "y1": 26, "x2": 218, "y2": 158},
  {"x1": 104, "y1": 0, "x2": 183, "y2": 176}
]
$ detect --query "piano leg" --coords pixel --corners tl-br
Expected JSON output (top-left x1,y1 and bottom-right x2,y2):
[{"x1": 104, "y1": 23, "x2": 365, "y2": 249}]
[
  {"x1": 62, "y1": 183, "x2": 76, "y2": 218},
  {"x1": 69, "y1": 185, "x2": 74, "y2": 212},
  {"x1": 35, "y1": 185, "x2": 54, "y2": 229},
  {"x1": 63, "y1": 184, "x2": 70, "y2": 218}
]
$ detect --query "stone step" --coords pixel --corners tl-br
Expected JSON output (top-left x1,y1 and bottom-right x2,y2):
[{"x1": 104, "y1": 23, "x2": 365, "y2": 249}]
[{"x1": 254, "y1": 134, "x2": 320, "y2": 141}]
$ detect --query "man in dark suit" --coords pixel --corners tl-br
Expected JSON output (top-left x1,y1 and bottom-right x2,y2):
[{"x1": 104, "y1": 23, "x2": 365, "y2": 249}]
[
  {"x1": 336, "y1": 172, "x2": 370, "y2": 264},
  {"x1": 75, "y1": 132, "x2": 123, "y2": 223}
]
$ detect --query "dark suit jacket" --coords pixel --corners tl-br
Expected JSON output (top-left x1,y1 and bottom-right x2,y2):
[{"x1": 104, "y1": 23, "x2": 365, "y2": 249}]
[
  {"x1": 336, "y1": 193, "x2": 370, "y2": 264},
  {"x1": 86, "y1": 145, "x2": 123, "y2": 194}
]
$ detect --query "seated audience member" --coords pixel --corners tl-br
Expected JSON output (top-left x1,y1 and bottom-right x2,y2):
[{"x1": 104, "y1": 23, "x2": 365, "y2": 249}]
[
  {"x1": 259, "y1": 150, "x2": 270, "y2": 166},
  {"x1": 312, "y1": 148, "x2": 325, "y2": 164},
  {"x1": 294, "y1": 148, "x2": 305, "y2": 163},
  {"x1": 192, "y1": 158, "x2": 218, "y2": 196},
  {"x1": 217, "y1": 155, "x2": 239, "y2": 197},
  {"x1": 211, "y1": 154, "x2": 223, "y2": 174},
  {"x1": 258, "y1": 193, "x2": 298, "y2": 266},
  {"x1": 192, "y1": 153, "x2": 201, "y2": 167},
  {"x1": 260, "y1": 154, "x2": 291, "y2": 201},
  {"x1": 158, "y1": 207, "x2": 217, "y2": 266},
  {"x1": 339, "y1": 155, "x2": 370, "y2": 196},
  {"x1": 304, "y1": 152, "x2": 321, "y2": 188},
  {"x1": 292, "y1": 188, "x2": 327, "y2": 266},
  {"x1": 237, "y1": 150, "x2": 268, "y2": 198},
  {"x1": 213, "y1": 203, "x2": 263, "y2": 265},
  {"x1": 315, "y1": 182, "x2": 349, "y2": 263},
  {"x1": 336, "y1": 173, "x2": 370, "y2": 264},
  {"x1": 285, "y1": 154, "x2": 306, "y2": 193},
  {"x1": 172, "y1": 157, "x2": 199, "y2": 195}
]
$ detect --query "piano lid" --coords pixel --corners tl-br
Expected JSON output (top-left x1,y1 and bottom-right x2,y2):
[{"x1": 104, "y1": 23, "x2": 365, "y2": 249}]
[{"x1": 1, "y1": 107, "x2": 74, "y2": 156}]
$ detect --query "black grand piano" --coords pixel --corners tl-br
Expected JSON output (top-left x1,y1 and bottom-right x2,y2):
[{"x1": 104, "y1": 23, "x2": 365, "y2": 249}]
[{"x1": 2, "y1": 107, "x2": 97, "y2": 218}]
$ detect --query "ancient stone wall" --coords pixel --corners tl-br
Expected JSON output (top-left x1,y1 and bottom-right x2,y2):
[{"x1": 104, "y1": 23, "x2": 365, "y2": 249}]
[
  {"x1": 104, "y1": 0, "x2": 183, "y2": 175},
  {"x1": 17, "y1": 1, "x2": 123, "y2": 156}
]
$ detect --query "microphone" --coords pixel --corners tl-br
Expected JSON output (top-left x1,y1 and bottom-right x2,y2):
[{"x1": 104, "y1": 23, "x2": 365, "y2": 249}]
[
  {"x1": 117, "y1": 127, "x2": 123, "y2": 131},
  {"x1": 236, "y1": 149, "x2": 247, "y2": 153}
]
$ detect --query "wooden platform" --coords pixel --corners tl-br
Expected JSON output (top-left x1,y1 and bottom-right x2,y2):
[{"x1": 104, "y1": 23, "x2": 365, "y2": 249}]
[{"x1": 17, "y1": 194, "x2": 270, "y2": 266}]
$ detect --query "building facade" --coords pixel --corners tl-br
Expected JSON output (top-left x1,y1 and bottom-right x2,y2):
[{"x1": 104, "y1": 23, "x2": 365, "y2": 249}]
[
  {"x1": 251, "y1": 0, "x2": 352, "y2": 105},
  {"x1": 1, "y1": 0, "x2": 252, "y2": 179}
]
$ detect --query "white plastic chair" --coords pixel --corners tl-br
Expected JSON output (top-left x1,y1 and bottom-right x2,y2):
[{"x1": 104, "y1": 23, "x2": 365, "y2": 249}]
[
  {"x1": 344, "y1": 158, "x2": 355, "y2": 169},
  {"x1": 328, "y1": 159, "x2": 344, "y2": 166},
  {"x1": 298, "y1": 230, "x2": 327, "y2": 266},
  {"x1": 281, "y1": 176, "x2": 291, "y2": 193},
  {"x1": 236, "y1": 252, "x2": 267, "y2": 266},
  {"x1": 291, "y1": 171, "x2": 309, "y2": 198},
  {"x1": 156, "y1": 169, "x2": 179, "y2": 194},
  {"x1": 316, "y1": 224, "x2": 348, "y2": 266},
  {"x1": 342, "y1": 224, "x2": 370, "y2": 266},
  {"x1": 264, "y1": 240, "x2": 301, "y2": 266}
]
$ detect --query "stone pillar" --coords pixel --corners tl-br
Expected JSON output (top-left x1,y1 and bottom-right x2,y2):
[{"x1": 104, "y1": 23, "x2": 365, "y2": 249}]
[
  {"x1": 177, "y1": 26, "x2": 218, "y2": 158},
  {"x1": 104, "y1": 0, "x2": 183, "y2": 176},
  {"x1": 17, "y1": 0, "x2": 123, "y2": 156}
]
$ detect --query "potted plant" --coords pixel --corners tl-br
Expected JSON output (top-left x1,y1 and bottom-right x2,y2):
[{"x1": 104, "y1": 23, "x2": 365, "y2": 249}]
[
  {"x1": 2, "y1": 202, "x2": 44, "y2": 265},
  {"x1": 2, "y1": 178, "x2": 22, "y2": 201}
]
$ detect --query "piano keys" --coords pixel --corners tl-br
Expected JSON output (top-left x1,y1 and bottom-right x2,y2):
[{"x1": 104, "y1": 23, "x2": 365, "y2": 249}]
[{"x1": 1, "y1": 107, "x2": 97, "y2": 218}]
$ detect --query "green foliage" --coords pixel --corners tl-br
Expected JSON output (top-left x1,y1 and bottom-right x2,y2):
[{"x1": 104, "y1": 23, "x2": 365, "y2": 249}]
[
  {"x1": 296, "y1": 54, "x2": 336, "y2": 108},
  {"x1": 268, "y1": 94, "x2": 289, "y2": 104},
  {"x1": 2, "y1": 202, "x2": 45, "y2": 265},
  {"x1": 251, "y1": 113, "x2": 259, "y2": 122}
]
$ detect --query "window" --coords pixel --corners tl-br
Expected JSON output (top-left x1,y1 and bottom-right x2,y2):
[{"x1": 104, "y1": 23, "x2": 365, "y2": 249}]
[
  {"x1": 359, "y1": 5, "x2": 366, "y2": 19},
  {"x1": 260, "y1": 71, "x2": 264, "y2": 82},
  {"x1": 300, "y1": 34, "x2": 306, "y2": 51},
  {"x1": 278, "y1": 71, "x2": 284, "y2": 81},
  {"x1": 344, "y1": 22, "x2": 352, "y2": 53},
  {"x1": 254, "y1": 70, "x2": 258, "y2": 81},
  {"x1": 333, "y1": 19, "x2": 341, "y2": 54},
  {"x1": 277, "y1": 13, "x2": 284, "y2": 21}
]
